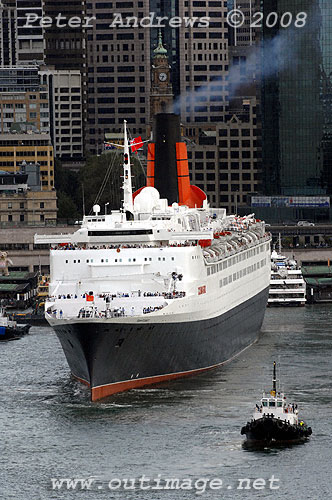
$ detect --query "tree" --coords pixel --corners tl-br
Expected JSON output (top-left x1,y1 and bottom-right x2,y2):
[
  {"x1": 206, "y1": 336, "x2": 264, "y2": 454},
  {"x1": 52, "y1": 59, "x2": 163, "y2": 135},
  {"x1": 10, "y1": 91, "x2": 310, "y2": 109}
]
[
  {"x1": 54, "y1": 152, "x2": 146, "y2": 219},
  {"x1": 79, "y1": 151, "x2": 146, "y2": 214},
  {"x1": 57, "y1": 192, "x2": 80, "y2": 220}
]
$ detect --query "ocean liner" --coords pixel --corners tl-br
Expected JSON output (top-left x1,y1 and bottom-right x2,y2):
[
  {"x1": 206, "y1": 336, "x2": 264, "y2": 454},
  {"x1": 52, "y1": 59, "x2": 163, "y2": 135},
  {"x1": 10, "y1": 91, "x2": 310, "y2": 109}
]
[{"x1": 35, "y1": 114, "x2": 271, "y2": 401}]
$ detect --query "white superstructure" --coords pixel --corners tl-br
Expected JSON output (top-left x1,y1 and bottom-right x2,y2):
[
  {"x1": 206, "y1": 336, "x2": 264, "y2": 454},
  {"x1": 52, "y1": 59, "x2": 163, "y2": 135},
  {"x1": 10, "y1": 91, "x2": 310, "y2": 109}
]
[
  {"x1": 268, "y1": 250, "x2": 306, "y2": 306},
  {"x1": 253, "y1": 390, "x2": 299, "y2": 426},
  {"x1": 35, "y1": 197, "x2": 271, "y2": 326}
]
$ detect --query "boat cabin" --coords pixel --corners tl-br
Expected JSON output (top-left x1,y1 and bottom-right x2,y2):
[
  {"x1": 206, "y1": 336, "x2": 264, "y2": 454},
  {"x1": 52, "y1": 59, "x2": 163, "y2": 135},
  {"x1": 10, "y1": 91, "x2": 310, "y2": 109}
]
[{"x1": 253, "y1": 391, "x2": 299, "y2": 425}]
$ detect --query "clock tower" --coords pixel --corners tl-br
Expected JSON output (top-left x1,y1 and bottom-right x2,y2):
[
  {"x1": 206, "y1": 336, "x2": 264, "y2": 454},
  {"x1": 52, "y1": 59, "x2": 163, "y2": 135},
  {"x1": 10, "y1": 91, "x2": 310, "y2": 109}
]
[{"x1": 150, "y1": 31, "x2": 173, "y2": 119}]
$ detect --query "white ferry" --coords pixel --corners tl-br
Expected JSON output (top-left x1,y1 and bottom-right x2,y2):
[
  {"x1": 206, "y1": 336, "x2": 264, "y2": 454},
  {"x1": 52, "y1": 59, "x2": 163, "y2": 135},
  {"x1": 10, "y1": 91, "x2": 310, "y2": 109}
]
[{"x1": 268, "y1": 250, "x2": 306, "y2": 306}]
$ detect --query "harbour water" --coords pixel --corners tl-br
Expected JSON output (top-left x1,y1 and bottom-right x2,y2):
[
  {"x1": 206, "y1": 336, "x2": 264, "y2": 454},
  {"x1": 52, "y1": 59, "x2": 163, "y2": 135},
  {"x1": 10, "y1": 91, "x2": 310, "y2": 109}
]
[{"x1": 1, "y1": 305, "x2": 332, "y2": 499}]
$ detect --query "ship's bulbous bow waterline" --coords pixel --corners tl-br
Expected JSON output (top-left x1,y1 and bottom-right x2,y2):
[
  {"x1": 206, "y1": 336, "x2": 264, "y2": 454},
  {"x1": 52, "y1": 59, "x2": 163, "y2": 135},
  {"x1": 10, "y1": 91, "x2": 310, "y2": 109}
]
[{"x1": 54, "y1": 287, "x2": 269, "y2": 400}]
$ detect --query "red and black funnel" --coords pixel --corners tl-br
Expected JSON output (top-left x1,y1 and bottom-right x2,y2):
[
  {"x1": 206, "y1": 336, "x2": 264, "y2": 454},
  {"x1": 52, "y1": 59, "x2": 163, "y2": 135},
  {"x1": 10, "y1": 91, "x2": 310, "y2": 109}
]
[{"x1": 135, "y1": 113, "x2": 206, "y2": 208}]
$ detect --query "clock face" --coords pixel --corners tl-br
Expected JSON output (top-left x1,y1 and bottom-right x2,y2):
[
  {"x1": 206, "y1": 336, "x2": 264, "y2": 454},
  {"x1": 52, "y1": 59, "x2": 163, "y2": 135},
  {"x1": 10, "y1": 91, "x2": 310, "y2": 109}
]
[{"x1": 159, "y1": 72, "x2": 167, "y2": 82}]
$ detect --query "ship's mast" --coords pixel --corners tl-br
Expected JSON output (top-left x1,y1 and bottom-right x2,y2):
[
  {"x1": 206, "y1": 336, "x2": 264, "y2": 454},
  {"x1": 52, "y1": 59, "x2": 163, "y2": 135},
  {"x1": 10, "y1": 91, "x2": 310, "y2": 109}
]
[
  {"x1": 122, "y1": 120, "x2": 134, "y2": 215},
  {"x1": 272, "y1": 361, "x2": 277, "y2": 395}
]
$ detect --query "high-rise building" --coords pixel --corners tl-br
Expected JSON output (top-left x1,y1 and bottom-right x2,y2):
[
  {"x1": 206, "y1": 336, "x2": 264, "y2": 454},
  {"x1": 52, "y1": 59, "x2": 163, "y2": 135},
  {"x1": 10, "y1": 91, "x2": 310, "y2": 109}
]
[
  {"x1": 0, "y1": 133, "x2": 54, "y2": 189},
  {"x1": 0, "y1": 0, "x2": 16, "y2": 66},
  {"x1": 86, "y1": 0, "x2": 151, "y2": 155},
  {"x1": 16, "y1": 0, "x2": 44, "y2": 65},
  {"x1": 178, "y1": 0, "x2": 228, "y2": 124},
  {"x1": 262, "y1": 0, "x2": 332, "y2": 198},
  {"x1": 0, "y1": 66, "x2": 50, "y2": 134},
  {"x1": 220, "y1": 0, "x2": 262, "y2": 212},
  {"x1": 43, "y1": 0, "x2": 87, "y2": 165},
  {"x1": 43, "y1": 0, "x2": 87, "y2": 72},
  {"x1": 39, "y1": 69, "x2": 84, "y2": 165}
]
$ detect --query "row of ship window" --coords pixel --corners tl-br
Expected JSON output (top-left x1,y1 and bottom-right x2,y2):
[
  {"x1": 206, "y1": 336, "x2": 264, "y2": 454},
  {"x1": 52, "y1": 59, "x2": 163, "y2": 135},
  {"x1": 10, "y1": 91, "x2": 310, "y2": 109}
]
[
  {"x1": 64, "y1": 257, "x2": 176, "y2": 264},
  {"x1": 207, "y1": 244, "x2": 266, "y2": 276},
  {"x1": 219, "y1": 258, "x2": 267, "y2": 287}
]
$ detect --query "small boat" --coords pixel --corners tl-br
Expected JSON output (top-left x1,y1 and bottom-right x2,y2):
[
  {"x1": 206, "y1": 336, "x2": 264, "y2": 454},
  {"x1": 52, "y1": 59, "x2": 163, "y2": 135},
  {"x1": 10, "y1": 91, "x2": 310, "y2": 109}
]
[
  {"x1": 10, "y1": 311, "x2": 47, "y2": 327},
  {"x1": 0, "y1": 306, "x2": 31, "y2": 341},
  {"x1": 241, "y1": 362, "x2": 312, "y2": 444}
]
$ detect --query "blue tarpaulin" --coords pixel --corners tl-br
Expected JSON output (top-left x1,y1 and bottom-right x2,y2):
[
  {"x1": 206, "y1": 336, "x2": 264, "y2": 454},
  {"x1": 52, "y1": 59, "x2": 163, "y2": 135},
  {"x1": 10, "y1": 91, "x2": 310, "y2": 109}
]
[{"x1": 0, "y1": 326, "x2": 6, "y2": 335}]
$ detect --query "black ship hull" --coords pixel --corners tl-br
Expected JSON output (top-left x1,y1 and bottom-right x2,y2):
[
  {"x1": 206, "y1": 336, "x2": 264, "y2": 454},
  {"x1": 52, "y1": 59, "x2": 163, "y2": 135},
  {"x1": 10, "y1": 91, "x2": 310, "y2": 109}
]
[
  {"x1": 0, "y1": 324, "x2": 31, "y2": 341},
  {"x1": 241, "y1": 416, "x2": 312, "y2": 444},
  {"x1": 52, "y1": 287, "x2": 269, "y2": 400}
]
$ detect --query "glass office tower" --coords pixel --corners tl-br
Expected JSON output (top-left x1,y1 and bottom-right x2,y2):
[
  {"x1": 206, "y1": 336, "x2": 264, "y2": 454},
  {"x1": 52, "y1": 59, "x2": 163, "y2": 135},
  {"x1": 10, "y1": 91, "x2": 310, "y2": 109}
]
[{"x1": 262, "y1": 0, "x2": 332, "y2": 196}]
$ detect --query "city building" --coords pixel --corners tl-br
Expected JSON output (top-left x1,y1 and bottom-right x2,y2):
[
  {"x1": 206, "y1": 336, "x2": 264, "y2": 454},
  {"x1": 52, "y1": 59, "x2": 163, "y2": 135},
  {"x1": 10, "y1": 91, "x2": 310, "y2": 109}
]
[
  {"x1": 85, "y1": 0, "x2": 151, "y2": 154},
  {"x1": 219, "y1": 0, "x2": 262, "y2": 212},
  {"x1": 262, "y1": 0, "x2": 332, "y2": 198},
  {"x1": 185, "y1": 97, "x2": 261, "y2": 212},
  {"x1": 0, "y1": 0, "x2": 16, "y2": 66},
  {"x1": 0, "y1": 225, "x2": 75, "y2": 272},
  {"x1": 0, "y1": 66, "x2": 50, "y2": 136},
  {"x1": 0, "y1": 168, "x2": 57, "y2": 225},
  {"x1": 39, "y1": 68, "x2": 84, "y2": 165},
  {"x1": 0, "y1": 133, "x2": 54, "y2": 189},
  {"x1": 0, "y1": 66, "x2": 41, "y2": 92},
  {"x1": 177, "y1": 0, "x2": 228, "y2": 124},
  {"x1": 16, "y1": 0, "x2": 44, "y2": 65},
  {"x1": 43, "y1": 0, "x2": 87, "y2": 72},
  {"x1": 227, "y1": 0, "x2": 259, "y2": 47},
  {"x1": 258, "y1": 0, "x2": 332, "y2": 222},
  {"x1": 43, "y1": 0, "x2": 87, "y2": 165}
]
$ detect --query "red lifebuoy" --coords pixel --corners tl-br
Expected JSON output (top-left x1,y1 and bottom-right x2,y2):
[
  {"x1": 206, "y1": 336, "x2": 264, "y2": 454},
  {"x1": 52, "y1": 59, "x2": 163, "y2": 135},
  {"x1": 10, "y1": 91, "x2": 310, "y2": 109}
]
[{"x1": 117, "y1": 248, "x2": 120, "y2": 253}]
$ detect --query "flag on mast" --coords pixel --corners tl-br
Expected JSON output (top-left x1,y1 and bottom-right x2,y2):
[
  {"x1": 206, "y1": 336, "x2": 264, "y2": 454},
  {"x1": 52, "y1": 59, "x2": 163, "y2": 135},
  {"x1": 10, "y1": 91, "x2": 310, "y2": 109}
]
[{"x1": 130, "y1": 136, "x2": 143, "y2": 154}]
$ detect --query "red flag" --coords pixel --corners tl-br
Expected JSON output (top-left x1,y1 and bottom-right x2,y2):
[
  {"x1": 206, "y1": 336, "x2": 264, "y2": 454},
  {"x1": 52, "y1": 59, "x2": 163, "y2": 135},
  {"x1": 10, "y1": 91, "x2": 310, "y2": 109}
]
[{"x1": 130, "y1": 136, "x2": 143, "y2": 154}]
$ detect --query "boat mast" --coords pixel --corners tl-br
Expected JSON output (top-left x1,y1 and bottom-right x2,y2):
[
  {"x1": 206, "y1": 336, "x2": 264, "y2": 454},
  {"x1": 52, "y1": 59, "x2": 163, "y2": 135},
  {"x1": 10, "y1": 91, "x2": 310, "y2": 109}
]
[
  {"x1": 272, "y1": 361, "x2": 277, "y2": 395},
  {"x1": 122, "y1": 120, "x2": 134, "y2": 215}
]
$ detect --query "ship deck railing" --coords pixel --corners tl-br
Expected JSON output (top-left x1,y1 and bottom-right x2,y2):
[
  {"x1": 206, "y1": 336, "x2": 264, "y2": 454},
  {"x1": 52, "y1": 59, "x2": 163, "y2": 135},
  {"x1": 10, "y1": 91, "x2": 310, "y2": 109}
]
[
  {"x1": 47, "y1": 300, "x2": 169, "y2": 320},
  {"x1": 50, "y1": 291, "x2": 186, "y2": 301},
  {"x1": 204, "y1": 233, "x2": 270, "y2": 264},
  {"x1": 51, "y1": 242, "x2": 199, "y2": 251},
  {"x1": 46, "y1": 291, "x2": 187, "y2": 320}
]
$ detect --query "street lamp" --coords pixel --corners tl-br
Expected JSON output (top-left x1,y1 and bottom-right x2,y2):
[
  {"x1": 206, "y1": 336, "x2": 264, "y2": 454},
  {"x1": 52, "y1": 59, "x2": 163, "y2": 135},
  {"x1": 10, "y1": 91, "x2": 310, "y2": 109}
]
[{"x1": 105, "y1": 202, "x2": 110, "y2": 215}]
